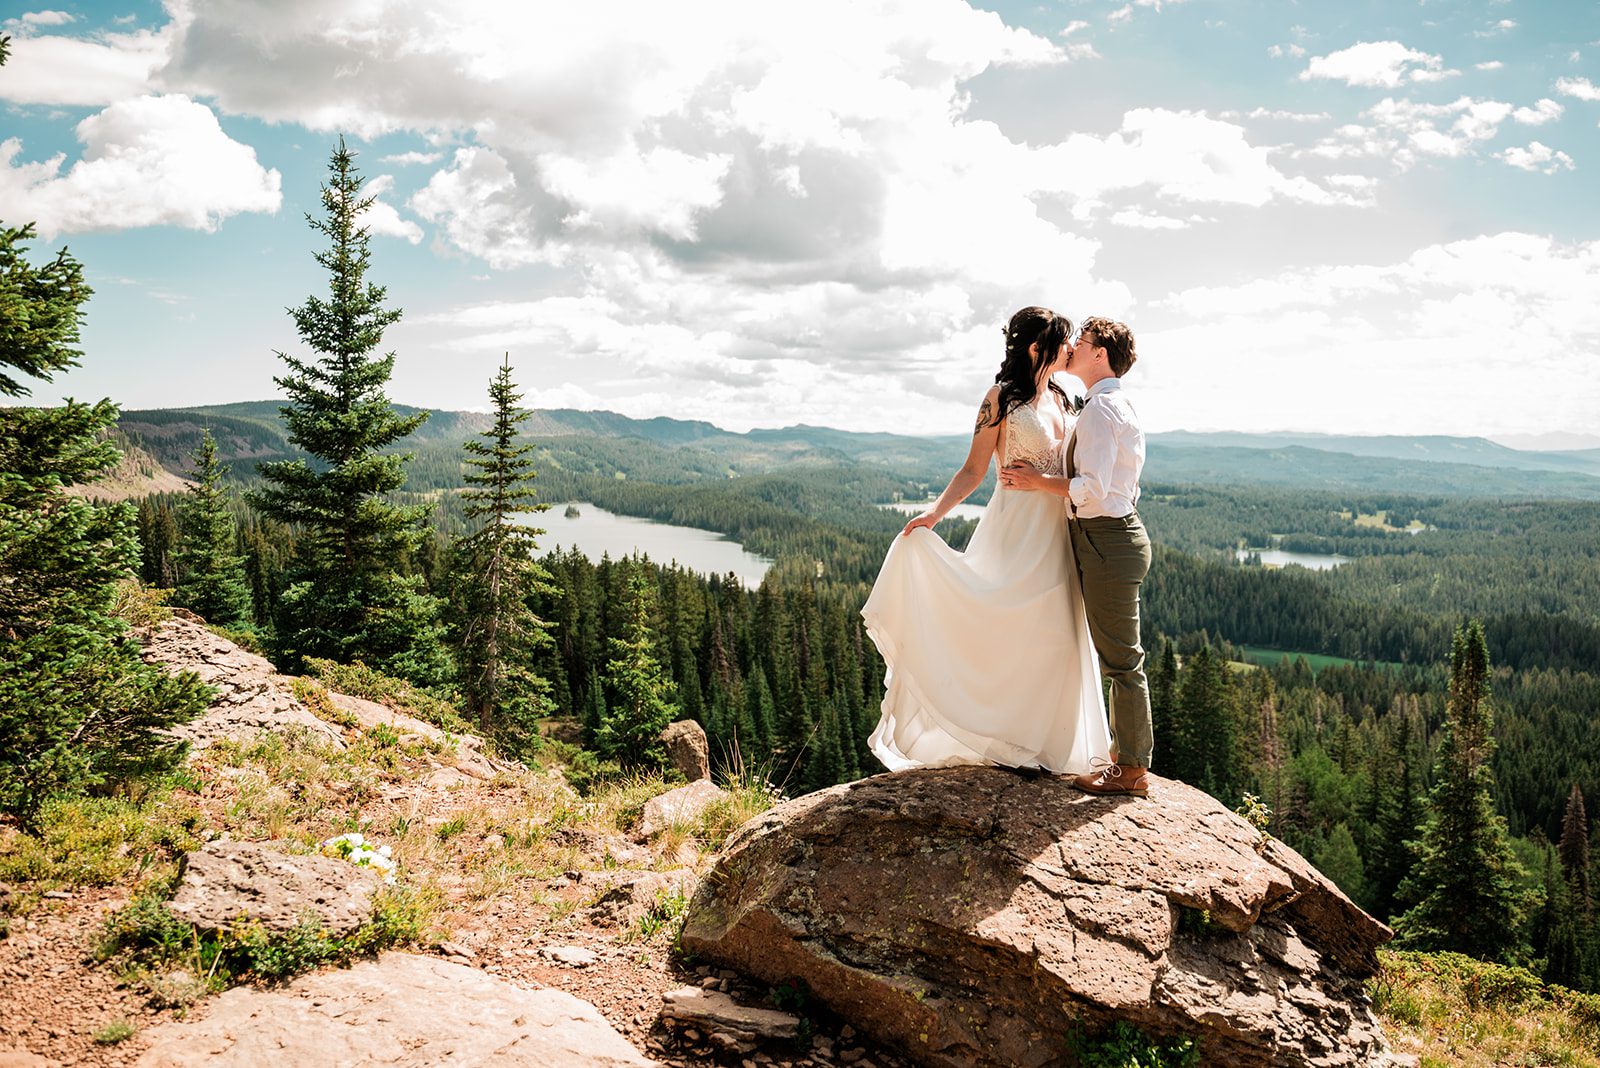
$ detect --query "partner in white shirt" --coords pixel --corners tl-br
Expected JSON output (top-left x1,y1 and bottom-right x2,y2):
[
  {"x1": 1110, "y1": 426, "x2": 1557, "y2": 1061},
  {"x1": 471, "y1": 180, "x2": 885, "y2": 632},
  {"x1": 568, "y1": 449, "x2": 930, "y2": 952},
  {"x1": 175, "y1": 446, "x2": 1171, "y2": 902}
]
[
  {"x1": 999, "y1": 316, "x2": 1153, "y2": 797},
  {"x1": 1066, "y1": 377, "x2": 1144, "y2": 519}
]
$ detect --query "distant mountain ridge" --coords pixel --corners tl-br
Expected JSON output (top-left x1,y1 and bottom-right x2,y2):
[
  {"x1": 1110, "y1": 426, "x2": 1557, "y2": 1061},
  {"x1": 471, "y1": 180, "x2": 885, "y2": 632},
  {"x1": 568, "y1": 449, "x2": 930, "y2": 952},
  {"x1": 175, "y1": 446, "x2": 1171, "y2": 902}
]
[{"x1": 115, "y1": 402, "x2": 1600, "y2": 499}]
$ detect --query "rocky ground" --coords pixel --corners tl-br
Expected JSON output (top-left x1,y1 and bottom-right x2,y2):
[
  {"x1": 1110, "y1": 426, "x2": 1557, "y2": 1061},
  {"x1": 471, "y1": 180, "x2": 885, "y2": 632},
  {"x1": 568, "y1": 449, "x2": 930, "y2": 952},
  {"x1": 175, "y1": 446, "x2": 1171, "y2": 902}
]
[{"x1": 0, "y1": 616, "x2": 914, "y2": 1068}]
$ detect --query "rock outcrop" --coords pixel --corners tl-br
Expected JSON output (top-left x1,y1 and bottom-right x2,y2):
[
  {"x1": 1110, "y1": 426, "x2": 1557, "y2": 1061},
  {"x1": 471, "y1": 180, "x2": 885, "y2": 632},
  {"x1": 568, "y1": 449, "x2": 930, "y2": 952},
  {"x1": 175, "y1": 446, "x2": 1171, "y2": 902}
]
[
  {"x1": 138, "y1": 614, "x2": 343, "y2": 750},
  {"x1": 167, "y1": 840, "x2": 382, "y2": 937},
  {"x1": 133, "y1": 952, "x2": 659, "y2": 1067},
  {"x1": 680, "y1": 766, "x2": 1395, "y2": 1068},
  {"x1": 661, "y1": 719, "x2": 712, "y2": 781}
]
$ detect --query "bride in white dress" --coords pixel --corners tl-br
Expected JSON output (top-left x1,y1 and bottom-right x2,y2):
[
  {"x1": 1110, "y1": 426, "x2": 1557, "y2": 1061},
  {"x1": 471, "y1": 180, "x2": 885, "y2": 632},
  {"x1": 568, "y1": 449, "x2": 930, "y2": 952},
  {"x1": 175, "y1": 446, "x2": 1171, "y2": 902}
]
[{"x1": 863, "y1": 306, "x2": 1111, "y2": 775}]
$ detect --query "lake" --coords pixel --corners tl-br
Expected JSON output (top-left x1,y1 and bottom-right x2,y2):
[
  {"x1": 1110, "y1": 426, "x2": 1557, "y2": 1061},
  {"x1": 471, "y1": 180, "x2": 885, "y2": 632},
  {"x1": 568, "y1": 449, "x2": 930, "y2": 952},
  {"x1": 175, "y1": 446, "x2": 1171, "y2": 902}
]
[
  {"x1": 522, "y1": 502, "x2": 773, "y2": 587},
  {"x1": 878, "y1": 500, "x2": 989, "y2": 523},
  {"x1": 1236, "y1": 548, "x2": 1350, "y2": 571}
]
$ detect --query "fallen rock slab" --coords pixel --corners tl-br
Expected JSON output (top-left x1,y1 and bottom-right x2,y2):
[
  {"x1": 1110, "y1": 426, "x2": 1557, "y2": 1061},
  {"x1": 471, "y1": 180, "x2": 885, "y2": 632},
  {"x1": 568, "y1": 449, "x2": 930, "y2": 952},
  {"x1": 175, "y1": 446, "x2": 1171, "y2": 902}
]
[
  {"x1": 680, "y1": 766, "x2": 1395, "y2": 1068},
  {"x1": 639, "y1": 778, "x2": 725, "y2": 838},
  {"x1": 167, "y1": 840, "x2": 382, "y2": 937},
  {"x1": 134, "y1": 952, "x2": 658, "y2": 1067},
  {"x1": 659, "y1": 986, "x2": 799, "y2": 1055}
]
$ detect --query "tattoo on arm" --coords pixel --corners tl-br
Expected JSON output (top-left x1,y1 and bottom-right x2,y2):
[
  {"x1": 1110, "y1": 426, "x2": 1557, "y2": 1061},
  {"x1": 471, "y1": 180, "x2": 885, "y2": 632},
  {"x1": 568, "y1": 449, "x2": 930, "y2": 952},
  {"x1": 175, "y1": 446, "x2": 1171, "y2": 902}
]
[{"x1": 974, "y1": 398, "x2": 995, "y2": 434}]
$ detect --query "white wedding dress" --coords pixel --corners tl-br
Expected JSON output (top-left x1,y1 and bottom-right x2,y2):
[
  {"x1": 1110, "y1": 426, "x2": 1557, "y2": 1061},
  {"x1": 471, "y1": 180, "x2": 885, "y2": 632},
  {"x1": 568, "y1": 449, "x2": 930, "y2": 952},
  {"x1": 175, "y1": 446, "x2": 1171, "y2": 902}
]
[{"x1": 863, "y1": 399, "x2": 1111, "y2": 774}]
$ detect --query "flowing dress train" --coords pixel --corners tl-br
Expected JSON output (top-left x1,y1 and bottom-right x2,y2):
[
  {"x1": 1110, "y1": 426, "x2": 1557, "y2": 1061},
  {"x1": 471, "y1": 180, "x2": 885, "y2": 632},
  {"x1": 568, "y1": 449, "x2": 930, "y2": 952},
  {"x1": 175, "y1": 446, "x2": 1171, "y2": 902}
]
[{"x1": 863, "y1": 400, "x2": 1110, "y2": 774}]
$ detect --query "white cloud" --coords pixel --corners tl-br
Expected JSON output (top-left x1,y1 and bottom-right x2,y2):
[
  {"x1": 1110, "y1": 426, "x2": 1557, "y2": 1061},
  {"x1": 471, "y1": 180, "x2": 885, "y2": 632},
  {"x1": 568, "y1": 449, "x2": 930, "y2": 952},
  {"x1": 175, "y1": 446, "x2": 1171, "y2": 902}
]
[
  {"x1": 360, "y1": 175, "x2": 423, "y2": 243},
  {"x1": 1267, "y1": 44, "x2": 1307, "y2": 59},
  {"x1": 0, "y1": 24, "x2": 167, "y2": 106},
  {"x1": 1313, "y1": 96, "x2": 1521, "y2": 167},
  {"x1": 0, "y1": 95, "x2": 281, "y2": 236},
  {"x1": 1239, "y1": 107, "x2": 1329, "y2": 122},
  {"x1": 1556, "y1": 76, "x2": 1600, "y2": 102},
  {"x1": 1476, "y1": 60, "x2": 1504, "y2": 71},
  {"x1": 1473, "y1": 19, "x2": 1517, "y2": 38},
  {"x1": 1512, "y1": 98, "x2": 1563, "y2": 124},
  {"x1": 1109, "y1": 209, "x2": 1190, "y2": 230},
  {"x1": 1107, "y1": 5, "x2": 1133, "y2": 26},
  {"x1": 1299, "y1": 41, "x2": 1455, "y2": 89},
  {"x1": 5, "y1": 10, "x2": 76, "y2": 28},
  {"x1": 1497, "y1": 142, "x2": 1575, "y2": 174},
  {"x1": 379, "y1": 150, "x2": 443, "y2": 166},
  {"x1": 1149, "y1": 233, "x2": 1600, "y2": 435}
]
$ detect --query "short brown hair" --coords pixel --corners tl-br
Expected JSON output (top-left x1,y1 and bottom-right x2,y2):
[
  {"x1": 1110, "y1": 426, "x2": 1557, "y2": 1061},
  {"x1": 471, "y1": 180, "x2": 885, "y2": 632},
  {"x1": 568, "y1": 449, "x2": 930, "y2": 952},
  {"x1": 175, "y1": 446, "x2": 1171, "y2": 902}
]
[{"x1": 1081, "y1": 316, "x2": 1136, "y2": 377}]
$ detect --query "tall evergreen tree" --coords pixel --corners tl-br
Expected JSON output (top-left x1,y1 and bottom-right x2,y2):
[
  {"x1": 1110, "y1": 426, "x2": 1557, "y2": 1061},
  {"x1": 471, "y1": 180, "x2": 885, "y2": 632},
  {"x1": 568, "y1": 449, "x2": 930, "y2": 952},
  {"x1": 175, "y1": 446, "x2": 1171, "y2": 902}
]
[
  {"x1": 1394, "y1": 620, "x2": 1527, "y2": 960},
  {"x1": 0, "y1": 211, "x2": 212, "y2": 830},
  {"x1": 172, "y1": 429, "x2": 252, "y2": 627},
  {"x1": 1149, "y1": 638, "x2": 1178, "y2": 776},
  {"x1": 1369, "y1": 704, "x2": 1423, "y2": 923},
  {"x1": 249, "y1": 139, "x2": 449, "y2": 684},
  {"x1": 596, "y1": 569, "x2": 679, "y2": 767},
  {"x1": 452, "y1": 356, "x2": 555, "y2": 748},
  {"x1": 1559, "y1": 784, "x2": 1591, "y2": 911}
]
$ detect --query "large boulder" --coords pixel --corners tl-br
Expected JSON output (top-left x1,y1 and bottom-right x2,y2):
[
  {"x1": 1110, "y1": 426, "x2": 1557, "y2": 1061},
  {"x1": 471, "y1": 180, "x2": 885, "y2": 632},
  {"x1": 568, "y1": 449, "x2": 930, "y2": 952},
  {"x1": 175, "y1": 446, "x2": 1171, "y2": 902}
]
[
  {"x1": 680, "y1": 767, "x2": 1395, "y2": 1068},
  {"x1": 134, "y1": 952, "x2": 657, "y2": 1067},
  {"x1": 661, "y1": 719, "x2": 711, "y2": 782},
  {"x1": 167, "y1": 840, "x2": 382, "y2": 937}
]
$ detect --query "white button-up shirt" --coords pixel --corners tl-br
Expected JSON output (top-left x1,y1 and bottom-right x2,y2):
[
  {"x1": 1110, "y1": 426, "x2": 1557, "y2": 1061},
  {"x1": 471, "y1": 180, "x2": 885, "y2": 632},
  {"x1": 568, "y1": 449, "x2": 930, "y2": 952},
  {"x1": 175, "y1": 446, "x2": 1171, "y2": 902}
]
[{"x1": 1066, "y1": 378, "x2": 1144, "y2": 519}]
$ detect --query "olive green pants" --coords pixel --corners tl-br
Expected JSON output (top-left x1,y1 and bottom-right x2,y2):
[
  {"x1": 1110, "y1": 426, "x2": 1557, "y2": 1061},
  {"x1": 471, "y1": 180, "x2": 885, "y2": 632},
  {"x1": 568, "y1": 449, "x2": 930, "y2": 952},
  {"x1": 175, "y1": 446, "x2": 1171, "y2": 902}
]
[{"x1": 1070, "y1": 513, "x2": 1154, "y2": 768}]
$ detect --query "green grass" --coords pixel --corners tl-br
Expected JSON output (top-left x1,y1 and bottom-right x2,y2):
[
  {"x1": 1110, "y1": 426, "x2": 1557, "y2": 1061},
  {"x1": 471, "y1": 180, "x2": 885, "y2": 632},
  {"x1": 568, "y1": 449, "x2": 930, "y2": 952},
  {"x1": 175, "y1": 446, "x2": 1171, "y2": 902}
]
[
  {"x1": 1372, "y1": 951, "x2": 1600, "y2": 1067},
  {"x1": 1234, "y1": 645, "x2": 1406, "y2": 673}
]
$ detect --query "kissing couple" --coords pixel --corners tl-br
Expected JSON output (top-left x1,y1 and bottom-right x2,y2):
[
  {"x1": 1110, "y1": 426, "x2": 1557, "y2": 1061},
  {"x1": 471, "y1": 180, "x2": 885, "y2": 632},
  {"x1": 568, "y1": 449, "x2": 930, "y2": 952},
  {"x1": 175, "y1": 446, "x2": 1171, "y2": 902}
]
[{"x1": 861, "y1": 307, "x2": 1153, "y2": 798}]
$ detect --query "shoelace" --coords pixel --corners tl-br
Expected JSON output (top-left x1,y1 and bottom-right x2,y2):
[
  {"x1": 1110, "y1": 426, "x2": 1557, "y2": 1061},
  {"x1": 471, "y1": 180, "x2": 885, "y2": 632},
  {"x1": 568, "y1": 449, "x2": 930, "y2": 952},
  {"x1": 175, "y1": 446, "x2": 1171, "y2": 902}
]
[{"x1": 1085, "y1": 757, "x2": 1123, "y2": 780}]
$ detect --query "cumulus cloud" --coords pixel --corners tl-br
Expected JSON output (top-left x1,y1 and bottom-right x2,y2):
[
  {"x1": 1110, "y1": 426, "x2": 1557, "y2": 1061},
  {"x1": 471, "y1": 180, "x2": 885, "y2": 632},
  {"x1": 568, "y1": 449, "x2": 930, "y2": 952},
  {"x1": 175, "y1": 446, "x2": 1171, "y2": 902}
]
[
  {"x1": 1512, "y1": 99, "x2": 1563, "y2": 124},
  {"x1": 1299, "y1": 41, "x2": 1456, "y2": 88},
  {"x1": 1476, "y1": 60, "x2": 1504, "y2": 71},
  {"x1": 379, "y1": 150, "x2": 442, "y2": 166},
  {"x1": 1473, "y1": 19, "x2": 1517, "y2": 38},
  {"x1": 360, "y1": 175, "x2": 423, "y2": 243},
  {"x1": 1148, "y1": 233, "x2": 1600, "y2": 435},
  {"x1": 1305, "y1": 95, "x2": 1527, "y2": 168},
  {"x1": 0, "y1": 23, "x2": 167, "y2": 106},
  {"x1": 1497, "y1": 142, "x2": 1576, "y2": 173},
  {"x1": 0, "y1": 95, "x2": 281, "y2": 236},
  {"x1": 1556, "y1": 76, "x2": 1600, "y2": 101}
]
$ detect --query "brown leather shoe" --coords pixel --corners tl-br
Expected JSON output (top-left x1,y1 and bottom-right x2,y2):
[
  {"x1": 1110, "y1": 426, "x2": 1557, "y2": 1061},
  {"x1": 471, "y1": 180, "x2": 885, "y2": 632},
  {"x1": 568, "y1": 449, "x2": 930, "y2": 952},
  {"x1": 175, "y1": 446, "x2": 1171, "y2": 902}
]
[{"x1": 1071, "y1": 762, "x2": 1150, "y2": 798}]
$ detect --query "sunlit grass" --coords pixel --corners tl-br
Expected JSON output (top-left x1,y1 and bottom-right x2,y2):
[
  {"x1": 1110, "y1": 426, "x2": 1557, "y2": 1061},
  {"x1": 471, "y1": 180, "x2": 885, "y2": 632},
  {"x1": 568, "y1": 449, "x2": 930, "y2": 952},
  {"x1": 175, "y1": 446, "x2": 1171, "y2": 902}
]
[{"x1": 1372, "y1": 951, "x2": 1600, "y2": 1068}]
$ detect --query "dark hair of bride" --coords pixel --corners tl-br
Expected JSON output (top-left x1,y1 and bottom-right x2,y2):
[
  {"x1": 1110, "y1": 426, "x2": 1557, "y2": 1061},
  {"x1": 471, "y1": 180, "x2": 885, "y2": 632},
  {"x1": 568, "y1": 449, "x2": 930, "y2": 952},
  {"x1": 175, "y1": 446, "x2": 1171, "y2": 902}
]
[{"x1": 986, "y1": 306, "x2": 1070, "y2": 427}]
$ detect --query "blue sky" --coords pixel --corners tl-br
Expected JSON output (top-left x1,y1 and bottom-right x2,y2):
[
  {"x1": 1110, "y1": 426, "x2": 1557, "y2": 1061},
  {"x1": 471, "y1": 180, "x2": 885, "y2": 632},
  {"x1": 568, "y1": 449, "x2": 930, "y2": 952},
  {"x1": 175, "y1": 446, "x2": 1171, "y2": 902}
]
[{"x1": 3, "y1": 0, "x2": 1598, "y2": 442}]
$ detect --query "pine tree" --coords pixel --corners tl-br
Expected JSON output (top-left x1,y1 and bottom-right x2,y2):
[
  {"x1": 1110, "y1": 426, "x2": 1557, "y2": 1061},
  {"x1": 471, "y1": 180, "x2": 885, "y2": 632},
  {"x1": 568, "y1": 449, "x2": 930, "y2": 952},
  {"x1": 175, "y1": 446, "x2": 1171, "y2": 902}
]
[
  {"x1": 1149, "y1": 638, "x2": 1178, "y2": 776},
  {"x1": 135, "y1": 497, "x2": 178, "y2": 588},
  {"x1": 596, "y1": 569, "x2": 679, "y2": 768},
  {"x1": 0, "y1": 214, "x2": 212, "y2": 830},
  {"x1": 171, "y1": 429, "x2": 252, "y2": 627},
  {"x1": 1559, "y1": 784, "x2": 1591, "y2": 912},
  {"x1": 1394, "y1": 620, "x2": 1528, "y2": 960},
  {"x1": 452, "y1": 356, "x2": 555, "y2": 748},
  {"x1": 1313, "y1": 822, "x2": 1369, "y2": 907},
  {"x1": 249, "y1": 139, "x2": 449, "y2": 684},
  {"x1": 1369, "y1": 704, "x2": 1423, "y2": 923}
]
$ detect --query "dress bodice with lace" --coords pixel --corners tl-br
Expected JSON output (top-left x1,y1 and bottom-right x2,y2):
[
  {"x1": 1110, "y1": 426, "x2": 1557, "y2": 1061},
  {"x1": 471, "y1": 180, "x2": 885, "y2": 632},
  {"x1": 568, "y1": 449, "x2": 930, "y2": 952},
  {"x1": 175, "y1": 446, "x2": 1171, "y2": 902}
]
[{"x1": 1002, "y1": 400, "x2": 1065, "y2": 475}]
